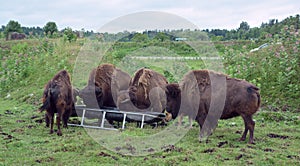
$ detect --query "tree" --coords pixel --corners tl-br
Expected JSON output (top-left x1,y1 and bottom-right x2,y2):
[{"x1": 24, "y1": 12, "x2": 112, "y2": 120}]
[
  {"x1": 4, "y1": 20, "x2": 23, "y2": 40},
  {"x1": 153, "y1": 32, "x2": 170, "y2": 42},
  {"x1": 43, "y1": 22, "x2": 58, "y2": 37},
  {"x1": 131, "y1": 33, "x2": 149, "y2": 42},
  {"x1": 238, "y1": 21, "x2": 250, "y2": 31},
  {"x1": 63, "y1": 27, "x2": 77, "y2": 42}
]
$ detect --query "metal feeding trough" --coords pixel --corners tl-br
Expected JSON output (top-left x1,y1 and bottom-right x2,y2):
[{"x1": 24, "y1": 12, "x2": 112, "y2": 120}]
[{"x1": 68, "y1": 105, "x2": 166, "y2": 130}]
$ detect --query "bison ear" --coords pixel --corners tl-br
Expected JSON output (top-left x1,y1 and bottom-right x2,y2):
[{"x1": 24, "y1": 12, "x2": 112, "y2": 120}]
[{"x1": 166, "y1": 84, "x2": 181, "y2": 98}]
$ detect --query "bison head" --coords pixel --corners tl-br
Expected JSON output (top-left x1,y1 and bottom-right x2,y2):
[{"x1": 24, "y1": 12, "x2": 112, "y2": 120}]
[
  {"x1": 128, "y1": 86, "x2": 138, "y2": 105},
  {"x1": 165, "y1": 83, "x2": 181, "y2": 121},
  {"x1": 79, "y1": 85, "x2": 102, "y2": 108},
  {"x1": 117, "y1": 90, "x2": 148, "y2": 112}
]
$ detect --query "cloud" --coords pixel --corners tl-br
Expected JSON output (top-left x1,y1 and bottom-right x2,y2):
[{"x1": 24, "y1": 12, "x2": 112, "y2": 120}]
[{"x1": 0, "y1": 0, "x2": 299, "y2": 31}]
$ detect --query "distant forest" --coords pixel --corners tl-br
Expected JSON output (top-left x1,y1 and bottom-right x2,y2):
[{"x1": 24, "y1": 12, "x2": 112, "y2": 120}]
[{"x1": 0, "y1": 14, "x2": 299, "y2": 41}]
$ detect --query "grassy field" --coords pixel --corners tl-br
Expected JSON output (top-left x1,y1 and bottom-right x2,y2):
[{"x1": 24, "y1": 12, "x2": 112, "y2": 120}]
[
  {"x1": 1, "y1": 99, "x2": 299, "y2": 165},
  {"x1": 0, "y1": 38, "x2": 299, "y2": 165}
]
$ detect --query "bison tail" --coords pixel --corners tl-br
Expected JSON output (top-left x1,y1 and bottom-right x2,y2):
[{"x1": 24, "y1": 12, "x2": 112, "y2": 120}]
[
  {"x1": 39, "y1": 88, "x2": 51, "y2": 112},
  {"x1": 247, "y1": 86, "x2": 261, "y2": 108}
]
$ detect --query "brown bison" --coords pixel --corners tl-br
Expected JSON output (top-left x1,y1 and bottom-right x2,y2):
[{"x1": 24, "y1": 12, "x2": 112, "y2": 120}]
[
  {"x1": 79, "y1": 63, "x2": 131, "y2": 108},
  {"x1": 39, "y1": 70, "x2": 75, "y2": 136},
  {"x1": 117, "y1": 68, "x2": 168, "y2": 114},
  {"x1": 165, "y1": 70, "x2": 260, "y2": 144}
]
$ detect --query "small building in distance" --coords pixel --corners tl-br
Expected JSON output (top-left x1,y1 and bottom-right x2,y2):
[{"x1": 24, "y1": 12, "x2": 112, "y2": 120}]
[{"x1": 175, "y1": 37, "x2": 187, "y2": 41}]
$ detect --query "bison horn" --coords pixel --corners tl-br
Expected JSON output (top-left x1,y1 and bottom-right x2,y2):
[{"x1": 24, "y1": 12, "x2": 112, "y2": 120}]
[{"x1": 121, "y1": 98, "x2": 130, "y2": 104}]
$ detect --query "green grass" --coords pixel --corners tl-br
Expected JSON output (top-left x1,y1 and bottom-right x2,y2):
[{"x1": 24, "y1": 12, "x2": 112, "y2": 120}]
[{"x1": 1, "y1": 99, "x2": 300, "y2": 165}]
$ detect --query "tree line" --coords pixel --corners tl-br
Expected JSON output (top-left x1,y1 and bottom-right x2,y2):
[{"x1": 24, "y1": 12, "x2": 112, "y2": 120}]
[{"x1": 0, "y1": 14, "x2": 299, "y2": 41}]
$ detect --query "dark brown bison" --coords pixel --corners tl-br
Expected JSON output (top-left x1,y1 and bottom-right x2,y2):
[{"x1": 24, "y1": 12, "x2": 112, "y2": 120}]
[
  {"x1": 165, "y1": 70, "x2": 260, "y2": 144},
  {"x1": 117, "y1": 68, "x2": 168, "y2": 114},
  {"x1": 39, "y1": 70, "x2": 75, "y2": 136},
  {"x1": 79, "y1": 63, "x2": 131, "y2": 109}
]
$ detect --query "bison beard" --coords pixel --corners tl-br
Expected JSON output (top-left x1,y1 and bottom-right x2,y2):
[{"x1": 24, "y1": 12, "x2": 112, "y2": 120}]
[
  {"x1": 39, "y1": 70, "x2": 75, "y2": 136},
  {"x1": 165, "y1": 70, "x2": 260, "y2": 144}
]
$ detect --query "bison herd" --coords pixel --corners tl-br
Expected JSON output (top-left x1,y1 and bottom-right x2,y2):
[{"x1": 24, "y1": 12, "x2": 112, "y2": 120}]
[{"x1": 39, "y1": 63, "x2": 260, "y2": 144}]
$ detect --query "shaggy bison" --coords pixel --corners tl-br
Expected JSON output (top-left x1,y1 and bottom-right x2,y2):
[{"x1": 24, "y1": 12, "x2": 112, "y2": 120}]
[
  {"x1": 165, "y1": 70, "x2": 260, "y2": 144},
  {"x1": 117, "y1": 68, "x2": 168, "y2": 114},
  {"x1": 79, "y1": 63, "x2": 131, "y2": 109},
  {"x1": 39, "y1": 70, "x2": 75, "y2": 136}
]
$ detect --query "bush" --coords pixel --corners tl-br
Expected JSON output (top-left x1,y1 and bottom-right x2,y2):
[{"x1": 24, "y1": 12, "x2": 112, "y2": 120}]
[
  {"x1": 63, "y1": 28, "x2": 77, "y2": 43},
  {"x1": 222, "y1": 25, "x2": 300, "y2": 111}
]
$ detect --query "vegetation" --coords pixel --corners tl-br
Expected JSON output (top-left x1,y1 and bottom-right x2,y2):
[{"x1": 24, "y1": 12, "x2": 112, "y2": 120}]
[
  {"x1": 0, "y1": 14, "x2": 299, "y2": 165},
  {"x1": 43, "y1": 22, "x2": 58, "y2": 37},
  {"x1": 3, "y1": 20, "x2": 23, "y2": 39}
]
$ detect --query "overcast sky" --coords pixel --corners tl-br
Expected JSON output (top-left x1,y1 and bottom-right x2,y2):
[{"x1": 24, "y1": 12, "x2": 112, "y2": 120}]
[{"x1": 0, "y1": 0, "x2": 299, "y2": 32}]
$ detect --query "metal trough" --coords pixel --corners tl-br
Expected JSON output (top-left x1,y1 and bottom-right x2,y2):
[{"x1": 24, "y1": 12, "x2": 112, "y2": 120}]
[{"x1": 68, "y1": 105, "x2": 166, "y2": 130}]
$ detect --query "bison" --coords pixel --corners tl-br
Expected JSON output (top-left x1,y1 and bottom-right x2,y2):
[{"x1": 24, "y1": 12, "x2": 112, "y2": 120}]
[
  {"x1": 79, "y1": 63, "x2": 131, "y2": 109},
  {"x1": 117, "y1": 68, "x2": 168, "y2": 114},
  {"x1": 165, "y1": 70, "x2": 260, "y2": 144},
  {"x1": 39, "y1": 70, "x2": 75, "y2": 136}
]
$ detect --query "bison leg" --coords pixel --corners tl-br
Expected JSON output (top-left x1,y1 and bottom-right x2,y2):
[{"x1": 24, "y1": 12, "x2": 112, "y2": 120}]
[
  {"x1": 46, "y1": 112, "x2": 54, "y2": 134},
  {"x1": 45, "y1": 113, "x2": 50, "y2": 127},
  {"x1": 56, "y1": 113, "x2": 62, "y2": 136},
  {"x1": 62, "y1": 108, "x2": 71, "y2": 128},
  {"x1": 241, "y1": 115, "x2": 255, "y2": 144},
  {"x1": 62, "y1": 113, "x2": 68, "y2": 128},
  {"x1": 188, "y1": 116, "x2": 193, "y2": 129},
  {"x1": 177, "y1": 114, "x2": 183, "y2": 127}
]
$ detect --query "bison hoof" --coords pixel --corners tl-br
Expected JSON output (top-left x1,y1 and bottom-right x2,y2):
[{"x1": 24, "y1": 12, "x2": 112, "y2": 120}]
[
  {"x1": 57, "y1": 131, "x2": 62, "y2": 136},
  {"x1": 248, "y1": 141, "x2": 255, "y2": 144},
  {"x1": 49, "y1": 130, "x2": 54, "y2": 134},
  {"x1": 239, "y1": 137, "x2": 246, "y2": 142}
]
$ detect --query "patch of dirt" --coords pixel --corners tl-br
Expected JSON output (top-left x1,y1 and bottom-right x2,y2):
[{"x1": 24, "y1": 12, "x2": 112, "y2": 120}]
[
  {"x1": 1, "y1": 132, "x2": 20, "y2": 142},
  {"x1": 217, "y1": 141, "x2": 228, "y2": 148},
  {"x1": 34, "y1": 118, "x2": 44, "y2": 124},
  {"x1": 182, "y1": 156, "x2": 189, "y2": 162},
  {"x1": 147, "y1": 148, "x2": 155, "y2": 152},
  {"x1": 12, "y1": 129, "x2": 24, "y2": 133},
  {"x1": 122, "y1": 143, "x2": 136, "y2": 154},
  {"x1": 115, "y1": 147, "x2": 121, "y2": 151},
  {"x1": 31, "y1": 115, "x2": 39, "y2": 119},
  {"x1": 267, "y1": 133, "x2": 289, "y2": 139},
  {"x1": 98, "y1": 151, "x2": 118, "y2": 160},
  {"x1": 287, "y1": 155, "x2": 300, "y2": 160},
  {"x1": 35, "y1": 157, "x2": 55, "y2": 163},
  {"x1": 235, "y1": 154, "x2": 243, "y2": 160},
  {"x1": 203, "y1": 148, "x2": 215, "y2": 153},
  {"x1": 216, "y1": 135, "x2": 224, "y2": 139},
  {"x1": 5, "y1": 110, "x2": 13, "y2": 115},
  {"x1": 27, "y1": 125, "x2": 35, "y2": 129},
  {"x1": 235, "y1": 130, "x2": 242, "y2": 134},
  {"x1": 264, "y1": 148, "x2": 275, "y2": 152},
  {"x1": 16, "y1": 120, "x2": 25, "y2": 123},
  {"x1": 161, "y1": 144, "x2": 183, "y2": 153}
]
